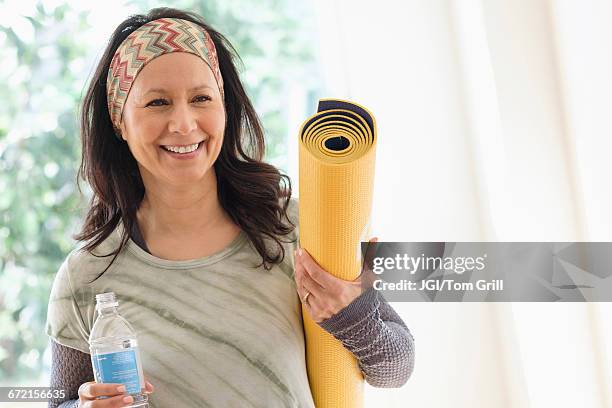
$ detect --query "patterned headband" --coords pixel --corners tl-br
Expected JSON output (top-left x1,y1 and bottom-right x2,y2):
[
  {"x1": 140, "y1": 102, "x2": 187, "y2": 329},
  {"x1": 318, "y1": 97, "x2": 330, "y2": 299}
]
[{"x1": 106, "y1": 17, "x2": 225, "y2": 132}]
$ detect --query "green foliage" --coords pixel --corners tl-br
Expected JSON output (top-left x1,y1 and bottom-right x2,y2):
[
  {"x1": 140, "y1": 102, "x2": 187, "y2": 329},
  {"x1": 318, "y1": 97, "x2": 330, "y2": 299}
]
[{"x1": 0, "y1": 0, "x2": 319, "y2": 383}]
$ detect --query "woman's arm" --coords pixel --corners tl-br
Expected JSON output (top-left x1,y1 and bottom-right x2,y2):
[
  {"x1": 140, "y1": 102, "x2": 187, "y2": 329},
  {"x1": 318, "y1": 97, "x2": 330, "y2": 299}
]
[
  {"x1": 48, "y1": 339, "x2": 93, "y2": 408},
  {"x1": 294, "y1": 246, "x2": 416, "y2": 388},
  {"x1": 318, "y1": 288, "x2": 415, "y2": 388}
]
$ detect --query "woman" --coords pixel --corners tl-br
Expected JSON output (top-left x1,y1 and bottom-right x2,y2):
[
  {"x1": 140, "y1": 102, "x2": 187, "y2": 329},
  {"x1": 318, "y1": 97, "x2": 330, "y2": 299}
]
[{"x1": 46, "y1": 7, "x2": 415, "y2": 408}]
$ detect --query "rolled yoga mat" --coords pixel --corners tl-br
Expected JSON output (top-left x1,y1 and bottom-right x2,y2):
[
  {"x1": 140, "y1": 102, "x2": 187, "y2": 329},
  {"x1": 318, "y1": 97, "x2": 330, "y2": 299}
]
[{"x1": 298, "y1": 99, "x2": 377, "y2": 408}]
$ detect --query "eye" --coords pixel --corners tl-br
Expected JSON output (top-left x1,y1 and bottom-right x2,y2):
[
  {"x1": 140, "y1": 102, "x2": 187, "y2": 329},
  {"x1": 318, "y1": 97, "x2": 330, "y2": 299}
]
[
  {"x1": 193, "y1": 95, "x2": 211, "y2": 103},
  {"x1": 146, "y1": 98, "x2": 168, "y2": 107}
]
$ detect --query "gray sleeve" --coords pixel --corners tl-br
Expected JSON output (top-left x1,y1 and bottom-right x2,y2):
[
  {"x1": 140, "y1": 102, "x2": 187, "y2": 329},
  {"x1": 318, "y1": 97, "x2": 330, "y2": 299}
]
[
  {"x1": 48, "y1": 339, "x2": 93, "y2": 408},
  {"x1": 317, "y1": 288, "x2": 415, "y2": 388}
]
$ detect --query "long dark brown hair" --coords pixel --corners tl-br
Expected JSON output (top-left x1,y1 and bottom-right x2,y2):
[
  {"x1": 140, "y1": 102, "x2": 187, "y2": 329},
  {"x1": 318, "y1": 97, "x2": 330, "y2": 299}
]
[{"x1": 75, "y1": 7, "x2": 294, "y2": 282}]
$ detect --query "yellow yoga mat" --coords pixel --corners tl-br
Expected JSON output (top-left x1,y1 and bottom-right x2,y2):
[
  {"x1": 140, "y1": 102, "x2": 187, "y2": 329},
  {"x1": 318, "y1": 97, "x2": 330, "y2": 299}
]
[{"x1": 298, "y1": 99, "x2": 377, "y2": 408}]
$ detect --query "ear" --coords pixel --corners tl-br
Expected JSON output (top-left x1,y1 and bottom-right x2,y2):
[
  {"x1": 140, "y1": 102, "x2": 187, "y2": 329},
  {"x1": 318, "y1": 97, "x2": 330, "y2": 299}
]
[{"x1": 117, "y1": 122, "x2": 127, "y2": 142}]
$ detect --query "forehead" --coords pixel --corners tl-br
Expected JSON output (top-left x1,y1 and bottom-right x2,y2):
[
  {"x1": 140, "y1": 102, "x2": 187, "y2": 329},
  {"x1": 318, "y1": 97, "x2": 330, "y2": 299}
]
[{"x1": 130, "y1": 52, "x2": 216, "y2": 94}]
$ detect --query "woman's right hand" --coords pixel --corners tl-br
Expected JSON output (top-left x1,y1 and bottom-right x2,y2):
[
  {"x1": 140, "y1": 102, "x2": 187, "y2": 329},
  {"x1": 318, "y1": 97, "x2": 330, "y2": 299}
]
[{"x1": 77, "y1": 380, "x2": 154, "y2": 407}]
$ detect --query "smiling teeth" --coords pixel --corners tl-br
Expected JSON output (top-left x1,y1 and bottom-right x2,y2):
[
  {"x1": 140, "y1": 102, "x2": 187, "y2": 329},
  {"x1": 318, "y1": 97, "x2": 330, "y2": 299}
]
[{"x1": 164, "y1": 143, "x2": 200, "y2": 154}]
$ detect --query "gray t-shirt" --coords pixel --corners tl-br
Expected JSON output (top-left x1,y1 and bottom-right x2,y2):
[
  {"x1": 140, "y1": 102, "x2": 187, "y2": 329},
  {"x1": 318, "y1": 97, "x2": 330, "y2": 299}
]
[{"x1": 46, "y1": 200, "x2": 314, "y2": 407}]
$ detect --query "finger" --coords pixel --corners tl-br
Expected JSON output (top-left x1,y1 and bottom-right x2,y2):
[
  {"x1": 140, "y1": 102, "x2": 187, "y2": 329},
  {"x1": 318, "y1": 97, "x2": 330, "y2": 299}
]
[
  {"x1": 365, "y1": 237, "x2": 379, "y2": 265},
  {"x1": 86, "y1": 393, "x2": 135, "y2": 407},
  {"x1": 297, "y1": 248, "x2": 336, "y2": 288},
  {"x1": 300, "y1": 262, "x2": 325, "y2": 299},
  {"x1": 300, "y1": 292, "x2": 314, "y2": 315},
  {"x1": 295, "y1": 261, "x2": 315, "y2": 315},
  {"x1": 78, "y1": 382, "x2": 96, "y2": 400},
  {"x1": 80, "y1": 382, "x2": 127, "y2": 399},
  {"x1": 293, "y1": 251, "x2": 303, "y2": 287},
  {"x1": 300, "y1": 285, "x2": 329, "y2": 322},
  {"x1": 294, "y1": 260, "x2": 313, "y2": 300},
  {"x1": 145, "y1": 380, "x2": 155, "y2": 393},
  {"x1": 359, "y1": 237, "x2": 380, "y2": 283}
]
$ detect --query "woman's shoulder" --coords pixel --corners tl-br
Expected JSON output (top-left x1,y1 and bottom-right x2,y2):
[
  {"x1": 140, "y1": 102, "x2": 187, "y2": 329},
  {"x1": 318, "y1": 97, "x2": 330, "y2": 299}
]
[
  {"x1": 47, "y1": 242, "x2": 111, "y2": 353},
  {"x1": 286, "y1": 196, "x2": 298, "y2": 226},
  {"x1": 278, "y1": 195, "x2": 299, "y2": 238},
  {"x1": 55, "y1": 227, "x2": 124, "y2": 287}
]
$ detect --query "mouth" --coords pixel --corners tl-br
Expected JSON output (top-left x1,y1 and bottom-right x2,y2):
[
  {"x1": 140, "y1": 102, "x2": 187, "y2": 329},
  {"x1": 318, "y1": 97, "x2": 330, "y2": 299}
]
[{"x1": 160, "y1": 140, "x2": 207, "y2": 159}]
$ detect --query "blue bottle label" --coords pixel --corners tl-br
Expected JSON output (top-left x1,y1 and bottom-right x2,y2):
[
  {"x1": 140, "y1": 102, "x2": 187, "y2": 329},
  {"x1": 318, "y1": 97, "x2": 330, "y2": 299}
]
[{"x1": 92, "y1": 349, "x2": 141, "y2": 394}]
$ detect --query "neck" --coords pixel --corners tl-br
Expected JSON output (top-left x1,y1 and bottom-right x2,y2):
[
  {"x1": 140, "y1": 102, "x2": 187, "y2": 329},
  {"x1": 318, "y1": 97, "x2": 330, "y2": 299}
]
[{"x1": 137, "y1": 167, "x2": 231, "y2": 237}]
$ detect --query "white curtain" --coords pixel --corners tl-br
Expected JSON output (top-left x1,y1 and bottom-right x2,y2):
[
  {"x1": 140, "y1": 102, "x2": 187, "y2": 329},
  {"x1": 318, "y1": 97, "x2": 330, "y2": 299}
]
[{"x1": 306, "y1": 0, "x2": 612, "y2": 406}]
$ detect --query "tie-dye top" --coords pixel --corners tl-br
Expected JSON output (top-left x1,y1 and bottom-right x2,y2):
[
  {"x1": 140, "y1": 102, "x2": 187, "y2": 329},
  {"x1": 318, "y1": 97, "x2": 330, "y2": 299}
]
[
  {"x1": 46, "y1": 199, "x2": 315, "y2": 407},
  {"x1": 46, "y1": 198, "x2": 415, "y2": 407}
]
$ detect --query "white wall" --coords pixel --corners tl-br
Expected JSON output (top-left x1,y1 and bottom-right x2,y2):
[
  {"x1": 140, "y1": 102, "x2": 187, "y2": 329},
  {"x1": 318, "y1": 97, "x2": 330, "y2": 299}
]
[{"x1": 310, "y1": 0, "x2": 612, "y2": 406}]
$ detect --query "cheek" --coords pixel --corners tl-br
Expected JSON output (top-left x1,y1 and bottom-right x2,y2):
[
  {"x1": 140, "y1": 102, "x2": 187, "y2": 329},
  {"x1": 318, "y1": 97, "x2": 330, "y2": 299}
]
[
  {"x1": 137, "y1": 114, "x2": 164, "y2": 136},
  {"x1": 124, "y1": 121, "x2": 162, "y2": 162},
  {"x1": 205, "y1": 109, "x2": 226, "y2": 136},
  {"x1": 128, "y1": 112, "x2": 162, "y2": 139},
  {"x1": 200, "y1": 110, "x2": 226, "y2": 147}
]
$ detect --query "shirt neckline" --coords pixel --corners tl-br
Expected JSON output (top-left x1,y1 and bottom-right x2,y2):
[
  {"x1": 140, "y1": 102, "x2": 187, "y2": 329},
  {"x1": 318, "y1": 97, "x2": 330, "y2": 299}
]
[{"x1": 122, "y1": 225, "x2": 249, "y2": 269}]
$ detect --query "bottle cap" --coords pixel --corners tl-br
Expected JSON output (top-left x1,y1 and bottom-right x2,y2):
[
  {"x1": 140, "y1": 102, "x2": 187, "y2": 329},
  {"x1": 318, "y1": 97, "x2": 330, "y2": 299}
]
[{"x1": 95, "y1": 292, "x2": 119, "y2": 309}]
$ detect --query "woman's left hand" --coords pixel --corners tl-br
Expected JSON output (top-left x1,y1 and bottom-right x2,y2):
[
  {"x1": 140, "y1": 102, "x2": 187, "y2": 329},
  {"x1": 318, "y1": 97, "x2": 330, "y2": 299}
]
[{"x1": 294, "y1": 238, "x2": 378, "y2": 323}]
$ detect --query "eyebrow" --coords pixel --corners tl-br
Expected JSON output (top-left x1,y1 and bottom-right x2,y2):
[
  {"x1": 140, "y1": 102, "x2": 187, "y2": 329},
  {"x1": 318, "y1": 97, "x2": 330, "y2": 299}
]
[{"x1": 143, "y1": 85, "x2": 214, "y2": 95}]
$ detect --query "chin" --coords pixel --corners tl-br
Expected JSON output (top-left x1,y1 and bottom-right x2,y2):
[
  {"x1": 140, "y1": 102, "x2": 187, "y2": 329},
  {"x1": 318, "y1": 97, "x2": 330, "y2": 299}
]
[{"x1": 168, "y1": 169, "x2": 212, "y2": 185}]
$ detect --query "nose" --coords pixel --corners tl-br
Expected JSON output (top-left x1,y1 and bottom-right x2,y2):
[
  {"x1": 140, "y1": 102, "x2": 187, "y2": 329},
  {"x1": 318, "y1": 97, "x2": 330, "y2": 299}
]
[{"x1": 167, "y1": 102, "x2": 197, "y2": 135}]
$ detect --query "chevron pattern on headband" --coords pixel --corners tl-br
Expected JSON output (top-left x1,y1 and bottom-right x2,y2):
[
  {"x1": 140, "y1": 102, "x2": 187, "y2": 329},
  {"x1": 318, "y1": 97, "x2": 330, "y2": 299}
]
[{"x1": 106, "y1": 17, "x2": 224, "y2": 131}]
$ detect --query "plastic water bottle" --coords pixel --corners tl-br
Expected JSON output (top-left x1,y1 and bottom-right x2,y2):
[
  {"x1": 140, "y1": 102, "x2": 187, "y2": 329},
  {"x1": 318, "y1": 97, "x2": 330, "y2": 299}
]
[{"x1": 89, "y1": 292, "x2": 148, "y2": 407}]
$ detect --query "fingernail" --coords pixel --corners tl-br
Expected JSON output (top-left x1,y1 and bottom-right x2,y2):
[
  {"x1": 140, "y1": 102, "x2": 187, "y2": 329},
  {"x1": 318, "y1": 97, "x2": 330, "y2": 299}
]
[
  {"x1": 117, "y1": 385, "x2": 126, "y2": 393},
  {"x1": 298, "y1": 248, "x2": 303, "y2": 256},
  {"x1": 123, "y1": 395, "x2": 134, "y2": 403}
]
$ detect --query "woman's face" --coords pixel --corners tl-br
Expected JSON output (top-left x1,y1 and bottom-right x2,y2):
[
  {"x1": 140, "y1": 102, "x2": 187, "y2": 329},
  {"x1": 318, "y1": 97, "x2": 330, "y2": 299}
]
[{"x1": 119, "y1": 52, "x2": 225, "y2": 187}]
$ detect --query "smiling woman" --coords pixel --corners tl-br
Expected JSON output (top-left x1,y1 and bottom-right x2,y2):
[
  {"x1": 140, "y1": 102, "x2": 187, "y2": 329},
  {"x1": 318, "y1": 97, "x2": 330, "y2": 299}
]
[
  {"x1": 45, "y1": 6, "x2": 414, "y2": 408},
  {"x1": 71, "y1": 7, "x2": 293, "y2": 274}
]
